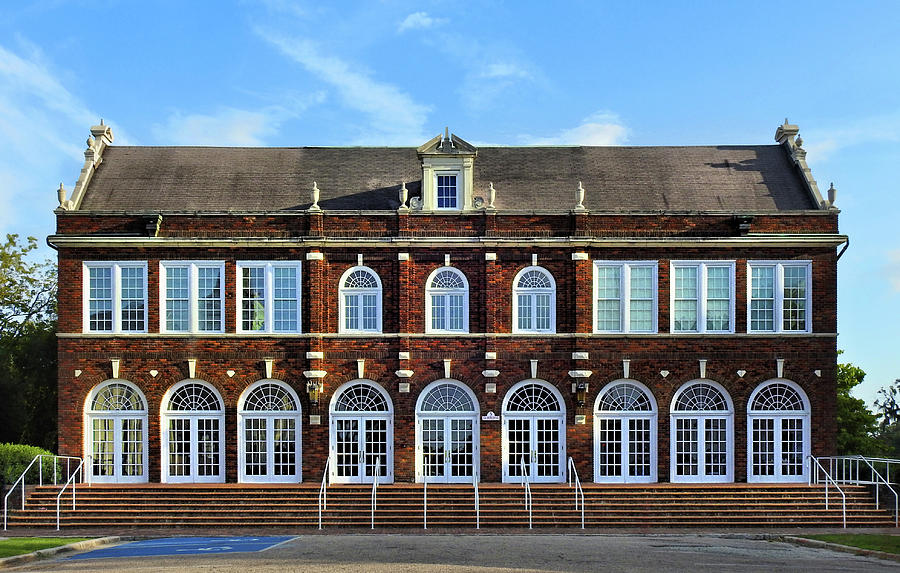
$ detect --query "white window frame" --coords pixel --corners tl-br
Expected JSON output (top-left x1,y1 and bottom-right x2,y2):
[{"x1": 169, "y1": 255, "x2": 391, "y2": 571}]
[
  {"x1": 82, "y1": 261, "x2": 148, "y2": 334},
  {"x1": 425, "y1": 267, "x2": 470, "y2": 334},
  {"x1": 593, "y1": 260, "x2": 658, "y2": 333},
  {"x1": 669, "y1": 379, "x2": 734, "y2": 483},
  {"x1": 237, "y1": 379, "x2": 303, "y2": 484},
  {"x1": 236, "y1": 261, "x2": 302, "y2": 334},
  {"x1": 328, "y1": 380, "x2": 394, "y2": 484},
  {"x1": 83, "y1": 379, "x2": 149, "y2": 484},
  {"x1": 669, "y1": 261, "x2": 736, "y2": 334},
  {"x1": 746, "y1": 261, "x2": 812, "y2": 334},
  {"x1": 512, "y1": 266, "x2": 557, "y2": 334},
  {"x1": 593, "y1": 379, "x2": 658, "y2": 483},
  {"x1": 160, "y1": 379, "x2": 226, "y2": 484},
  {"x1": 746, "y1": 379, "x2": 811, "y2": 483},
  {"x1": 414, "y1": 379, "x2": 481, "y2": 483},
  {"x1": 338, "y1": 265, "x2": 383, "y2": 334},
  {"x1": 434, "y1": 171, "x2": 461, "y2": 210},
  {"x1": 500, "y1": 379, "x2": 567, "y2": 483},
  {"x1": 159, "y1": 261, "x2": 225, "y2": 334}
]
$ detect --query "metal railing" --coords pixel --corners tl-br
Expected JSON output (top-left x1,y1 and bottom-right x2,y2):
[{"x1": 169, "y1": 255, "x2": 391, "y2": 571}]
[
  {"x1": 371, "y1": 458, "x2": 381, "y2": 530},
  {"x1": 567, "y1": 457, "x2": 585, "y2": 529},
  {"x1": 519, "y1": 456, "x2": 532, "y2": 529},
  {"x1": 814, "y1": 455, "x2": 899, "y2": 527},
  {"x1": 55, "y1": 458, "x2": 85, "y2": 530},
  {"x1": 808, "y1": 455, "x2": 847, "y2": 528},
  {"x1": 318, "y1": 456, "x2": 330, "y2": 530},
  {"x1": 473, "y1": 470, "x2": 480, "y2": 530},
  {"x1": 4, "y1": 455, "x2": 82, "y2": 530}
]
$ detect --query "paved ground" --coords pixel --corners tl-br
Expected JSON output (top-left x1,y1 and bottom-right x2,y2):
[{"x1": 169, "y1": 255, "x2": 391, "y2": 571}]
[{"x1": 8, "y1": 534, "x2": 899, "y2": 572}]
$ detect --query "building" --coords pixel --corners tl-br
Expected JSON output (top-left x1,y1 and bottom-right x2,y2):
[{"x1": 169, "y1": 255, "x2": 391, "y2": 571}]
[{"x1": 50, "y1": 121, "x2": 845, "y2": 486}]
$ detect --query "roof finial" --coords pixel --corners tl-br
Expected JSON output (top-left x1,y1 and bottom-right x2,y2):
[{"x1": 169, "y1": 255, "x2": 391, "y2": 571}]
[
  {"x1": 488, "y1": 182, "x2": 496, "y2": 209},
  {"x1": 827, "y1": 182, "x2": 837, "y2": 207},
  {"x1": 100, "y1": 118, "x2": 104, "y2": 126},
  {"x1": 310, "y1": 181, "x2": 321, "y2": 211},
  {"x1": 57, "y1": 182, "x2": 67, "y2": 206},
  {"x1": 444, "y1": 126, "x2": 449, "y2": 140},
  {"x1": 398, "y1": 182, "x2": 409, "y2": 210},
  {"x1": 575, "y1": 181, "x2": 586, "y2": 210}
]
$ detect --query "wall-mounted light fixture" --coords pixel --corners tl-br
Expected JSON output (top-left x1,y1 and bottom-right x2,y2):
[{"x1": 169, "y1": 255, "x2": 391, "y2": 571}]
[
  {"x1": 307, "y1": 380, "x2": 323, "y2": 407},
  {"x1": 575, "y1": 381, "x2": 588, "y2": 408}
]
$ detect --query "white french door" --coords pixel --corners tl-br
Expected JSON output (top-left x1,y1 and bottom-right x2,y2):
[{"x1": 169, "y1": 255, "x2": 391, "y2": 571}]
[
  {"x1": 163, "y1": 416, "x2": 224, "y2": 483},
  {"x1": 595, "y1": 416, "x2": 656, "y2": 483},
  {"x1": 749, "y1": 416, "x2": 807, "y2": 482},
  {"x1": 503, "y1": 416, "x2": 564, "y2": 483},
  {"x1": 419, "y1": 417, "x2": 476, "y2": 483},
  {"x1": 240, "y1": 416, "x2": 300, "y2": 483},
  {"x1": 88, "y1": 416, "x2": 147, "y2": 483},
  {"x1": 671, "y1": 415, "x2": 732, "y2": 482},
  {"x1": 330, "y1": 416, "x2": 393, "y2": 483}
]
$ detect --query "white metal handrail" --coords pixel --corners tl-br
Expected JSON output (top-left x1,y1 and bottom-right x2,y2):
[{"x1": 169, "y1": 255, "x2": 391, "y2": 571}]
[
  {"x1": 371, "y1": 457, "x2": 380, "y2": 530},
  {"x1": 567, "y1": 457, "x2": 585, "y2": 529},
  {"x1": 4, "y1": 455, "x2": 82, "y2": 531},
  {"x1": 56, "y1": 458, "x2": 84, "y2": 530},
  {"x1": 814, "y1": 455, "x2": 900, "y2": 526},
  {"x1": 519, "y1": 456, "x2": 532, "y2": 529},
  {"x1": 808, "y1": 455, "x2": 847, "y2": 528},
  {"x1": 473, "y1": 470, "x2": 480, "y2": 530},
  {"x1": 318, "y1": 456, "x2": 330, "y2": 530}
]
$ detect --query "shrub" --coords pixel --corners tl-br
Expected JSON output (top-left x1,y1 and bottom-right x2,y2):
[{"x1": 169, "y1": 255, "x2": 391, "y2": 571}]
[{"x1": 0, "y1": 443, "x2": 59, "y2": 485}]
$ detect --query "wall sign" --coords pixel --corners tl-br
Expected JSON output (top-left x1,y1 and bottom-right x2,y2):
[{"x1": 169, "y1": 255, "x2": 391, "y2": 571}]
[{"x1": 481, "y1": 411, "x2": 499, "y2": 421}]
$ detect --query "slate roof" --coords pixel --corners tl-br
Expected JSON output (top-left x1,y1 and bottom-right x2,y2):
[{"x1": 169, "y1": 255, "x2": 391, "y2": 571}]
[{"x1": 77, "y1": 144, "x2": 818, "y2": 212}]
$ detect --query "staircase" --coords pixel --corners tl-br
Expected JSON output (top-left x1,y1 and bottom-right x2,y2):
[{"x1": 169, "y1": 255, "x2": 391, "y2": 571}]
[{"x1": 5, "y1": 483, "x2": 895, "y2": 529}]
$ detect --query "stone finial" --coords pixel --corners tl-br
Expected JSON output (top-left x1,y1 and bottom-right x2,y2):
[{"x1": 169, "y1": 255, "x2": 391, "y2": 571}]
[
  {"x1": 310, "y1": 181, "x2": 321, "y2": 211},
  {"x1": 86, "y1": 135, "x2": 95, "y2": 150},
  {"x1": 398, "y1": 182, "x2": 409, "y2": 210},
  {"x1": 488, "y1": 182, "x2": 496, "y2": 209},
  {"x1": 795, "y1": 135, "x2": 804, "y2": 149},
  {"x1": 775, "y1": 119, "x2": 799, "y2": 146},
  {"x1": 828, "y1": 182, "x2": 837, "y2": 206},
  {"x1": 57, "y1": 183, "x2": 66, "y2": 206},
  {"x1": 575, "y1": 181, "x2": 586, "y2": 210}
]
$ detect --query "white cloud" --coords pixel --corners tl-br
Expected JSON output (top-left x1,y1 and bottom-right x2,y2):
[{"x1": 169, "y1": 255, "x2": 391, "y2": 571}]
[
  {"x1": 888, "y1": 250, "x2": 900, "y2": 293},
  {"x1": 261, "y1": 32, "x2": 430, "y2": 144},
  {"x1": 477, "y1": 62, "x2": 532, "y2": 80},
  {"x1": 519, "y1": 112, "x2": 629, "y2": 146},
  {"x1": 803, "y1": 111, "x2": 900, "y2": 163},
  {"x1": 398, "y1": 12, "x2": 446, "y2": 33}
]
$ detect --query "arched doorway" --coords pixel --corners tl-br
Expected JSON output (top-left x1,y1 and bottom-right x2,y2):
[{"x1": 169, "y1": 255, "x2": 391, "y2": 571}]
[
  {"x1": 415, "y1": 380, "x2": 480, "y2": 483},
  {"x1": 329, "y1": 380, "x2": 393, "y2": 483},
  {"x1": 502, "y1": 380, "x2": 566, "y2": 483},
  {"x1": 594, "y1": 380, "x2": 658, "y2": 483},
  {"x1": 238, "y1": 380, "x2": 303, "y2": 483},
  {"x1": 161, "y1": 380, "x2": 225, "y2": 483},
  {"x1": 84, "y1": 380, "x2": 148, "y2": 483},
  {"x1": 670, "y1": 380, "x2": 734, "y2": 483},
  {"x1": 748, "y1": 379, "x2": 811, "y2": 482}
]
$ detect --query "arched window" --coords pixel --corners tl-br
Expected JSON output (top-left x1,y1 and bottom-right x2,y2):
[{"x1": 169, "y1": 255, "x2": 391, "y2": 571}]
[
  {"x1": 501, "y1": 380, "x2": 566, "y2": 483},
  {"x1": 748, "y1": 380, "x2": 810, "y2": 482},
  {"x1": 512, "y1": 266, "x2": 556, "y2": 333},
  {"x1": 339, "y1": 266, "x2": 382, "y2": 333},
  {"x1": 670, "y1": 380, "x2": 733, "y2": 483},
  {"x1": 238, "y1": 380, "x2": 303, "y2": 483},
  {"x1": 425, "y1": 268, "x2": 469, "y2": 333},
  {"x1": 84, "y1": 381, "x2": 148, "y2": 483},
  {"x1": 594, "y1": 380, "x2": 657, "y2": 483},
  {"x1": 329, "y1": 381, "x2": 393, "y2": 483},
  {"x1": 161, "y1": 380, "x2": 225, "y2": 483},
  {"x1": 415, "y1": 380, "x2": 480, "y2": 483}
]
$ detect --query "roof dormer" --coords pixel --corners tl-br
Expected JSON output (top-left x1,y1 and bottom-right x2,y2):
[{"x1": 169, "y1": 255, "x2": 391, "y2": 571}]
[{"x1": 416, "y1": 128, "x2": 477, "y2": 211}]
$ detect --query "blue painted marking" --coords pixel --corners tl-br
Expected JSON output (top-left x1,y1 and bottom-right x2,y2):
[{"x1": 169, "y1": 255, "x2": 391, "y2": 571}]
[{"x1": 67, "y1": 536, "x2": 295, "y2": 560}]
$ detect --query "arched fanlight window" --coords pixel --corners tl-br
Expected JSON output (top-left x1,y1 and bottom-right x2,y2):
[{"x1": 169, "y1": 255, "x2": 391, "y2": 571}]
[
  {"x1": 512, "y1": 266, "x2": 556, "y2": 333},
  {"x1": 339, "y1": 266, "x2": 382, "y2": 333},
  {"x1": 161, "y1": 380, "x2": 225, "y2": 483},
  {"x1": 334, "y1": 383, "x2": 390, "y2": 411},
  {"x1": 597, "y1": 383, "x2": 654, "y2": 412},
  {"x1": 85, "y1": 380, "x2": 148, "y2": 483},
  {"x1": 594, "y1": 380, "x2": 658, "y2": 483},
  {"x1": 419, "y1": 382, "x2": 476, "y2": 412},
  {"x1": 747, "y1": 379, "x2": 810, "y2": 483},
  {"x1": 426, "y1": 267, "x2": 469, "y2": 333},
  {"x1": 505, "y1": 382, "x2": 562, "y2": 412},
  {"x1": 238, "y1": 380, "x2": 302, "y2": 483},
  {"x1": 670, "y1": 380, "x2": 733, "y2": 483},
  {"x1": 673, "y1": 383, "x2": 729, "y2": 412}
]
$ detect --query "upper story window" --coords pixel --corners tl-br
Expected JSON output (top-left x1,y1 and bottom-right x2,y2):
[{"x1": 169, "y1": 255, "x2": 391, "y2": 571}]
[
  {"x1": 160, "y1": 262, "x2": 224, "y2": 333},
  {"x1": 670, "y1": 261, "x2": 735, "y2": 334},
  {"x1": 426, "y1": 267, "x2": 469, "y2": 333},
  {"x1": 339, "y1": 266, "x2": 382, "y2": 333},
  {"x1": 748, "y1": 261, "x2": 812, "y2": 333},
  {"x1": 236, "y1": 261, "x2": 302, "y2": 333},
  {"x1": 435, "y1": 173, "x2": 459, "y2": 209},
  {"x1": 83, "y1": 262, "x2": 147, "y2": 333},
  {"x1": 594, "y1": 261, "x2": 658, "y2": 333},
  {"x1": 512, "y1": 266, "x2": 556, "y2": 333}
]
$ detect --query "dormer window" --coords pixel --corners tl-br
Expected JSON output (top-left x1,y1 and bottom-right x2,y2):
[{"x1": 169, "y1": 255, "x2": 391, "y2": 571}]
[{"x1": 436, "y1": 173, "x2": 459, "y2": 209}]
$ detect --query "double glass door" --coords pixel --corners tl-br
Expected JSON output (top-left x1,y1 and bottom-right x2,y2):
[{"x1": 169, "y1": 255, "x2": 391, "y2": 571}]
[
  {"x1": 420, "y1": 417, "x2": 475, "y2": 482},
  {"x1": 504, "y1": 416, "x2": 563, "y2": 483},
  {"x1": 672, "y1": 416, "x2": 730, "y2": 482},
  {"x1": 88, "y1": 416, "x2": 146, "y2": 483},
  {"x1": 241, "y1": 416, "x2": 300, "y2": 483},
  {"x1": 331, "y1": 416, "x2": 392, "y2": 483},
  {"x1": 750, "y1": 416, "x2": 806, "y2": 481},
  {"x1": 165, "y1": 416, "x2": 224, "y2": 483},
  {"x1": 595, "y1": 416, "x2": 654, "y2": 482}
]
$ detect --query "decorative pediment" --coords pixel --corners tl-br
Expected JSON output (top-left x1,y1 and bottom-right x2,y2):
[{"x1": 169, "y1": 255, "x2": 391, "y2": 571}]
[{"x1": 417, "y1": 128, "x2": 477, "y2": 156}]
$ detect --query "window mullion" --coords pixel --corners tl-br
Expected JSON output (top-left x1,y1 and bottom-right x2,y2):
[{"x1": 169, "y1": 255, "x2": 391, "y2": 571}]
[
  {"x1": 775, "y1": 264, "x2": 785, "y2": 334},
  {"x1": 698, "y1": 264, "x2": 707, "y2": 334},
  {"x1": 189, "y1": 264, "x2": 199, "y2": 333},
  {"x1": 113, "y1": 265, "x2": 122, "y2": 333},
  {"x1": 265, "y1": 264, "x2": 274, "y2": 333}
]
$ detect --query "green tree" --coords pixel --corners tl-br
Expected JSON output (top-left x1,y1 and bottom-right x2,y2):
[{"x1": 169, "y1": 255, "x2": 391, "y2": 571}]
[
  {"x1": 874, "y1": 379, "x2": 900, "y2": 456},
  {"x1": 0, "y1": 234, "x2": 57, "y2": 450},
  {"x1": 836, "y1": 356, "x2": 880, "y2": 455}
]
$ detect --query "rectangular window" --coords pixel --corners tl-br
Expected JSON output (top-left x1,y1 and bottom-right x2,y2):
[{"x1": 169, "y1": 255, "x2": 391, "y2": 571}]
[
  {"x1": 83, "y1": 262, "x2": 147, "y2": 333},
  {"x1": 160, "y1": 262, "x2": 225, "y2": 333},
  {"x1": 436, "y1": 173, "x2": 458, "y2": 209},
  {"x1": 594, "y1": 261, "x2": 658, "y2": 333},
  {"x1": 748, "y1": 261, "x2": 811, "y2": 333},
  {"x1": 236, "y1": 262, "x2": 302, "y2": 333},
  {"x1": 670, "y1": 261, "x2": 735, "y2": 333}
]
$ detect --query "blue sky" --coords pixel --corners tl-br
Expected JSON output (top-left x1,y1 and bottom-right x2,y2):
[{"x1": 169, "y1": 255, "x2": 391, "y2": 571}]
[{"x1": 0, "y1": 1, "x2": 897, "y2": 406}]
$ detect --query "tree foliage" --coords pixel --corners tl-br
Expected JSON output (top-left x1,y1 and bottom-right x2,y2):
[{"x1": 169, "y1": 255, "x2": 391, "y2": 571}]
[
  {"x1": 0, "y1": 234, "x2": 56, "y2": 335},
  {"x1": 875, "y1": 379, "x2": 900, "y2": 457},
  {"x1": 836, "y1": 356, "x2": 881, "y2": 455}
]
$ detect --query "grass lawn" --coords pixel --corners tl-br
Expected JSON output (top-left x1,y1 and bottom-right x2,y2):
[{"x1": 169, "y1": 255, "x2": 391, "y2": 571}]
[
  {"x1": 803, "y1": 534, "x2": 900, "y2": 555},
  {"x1": 0, "y1": 538, "x2": 91, "y2": 558}
]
